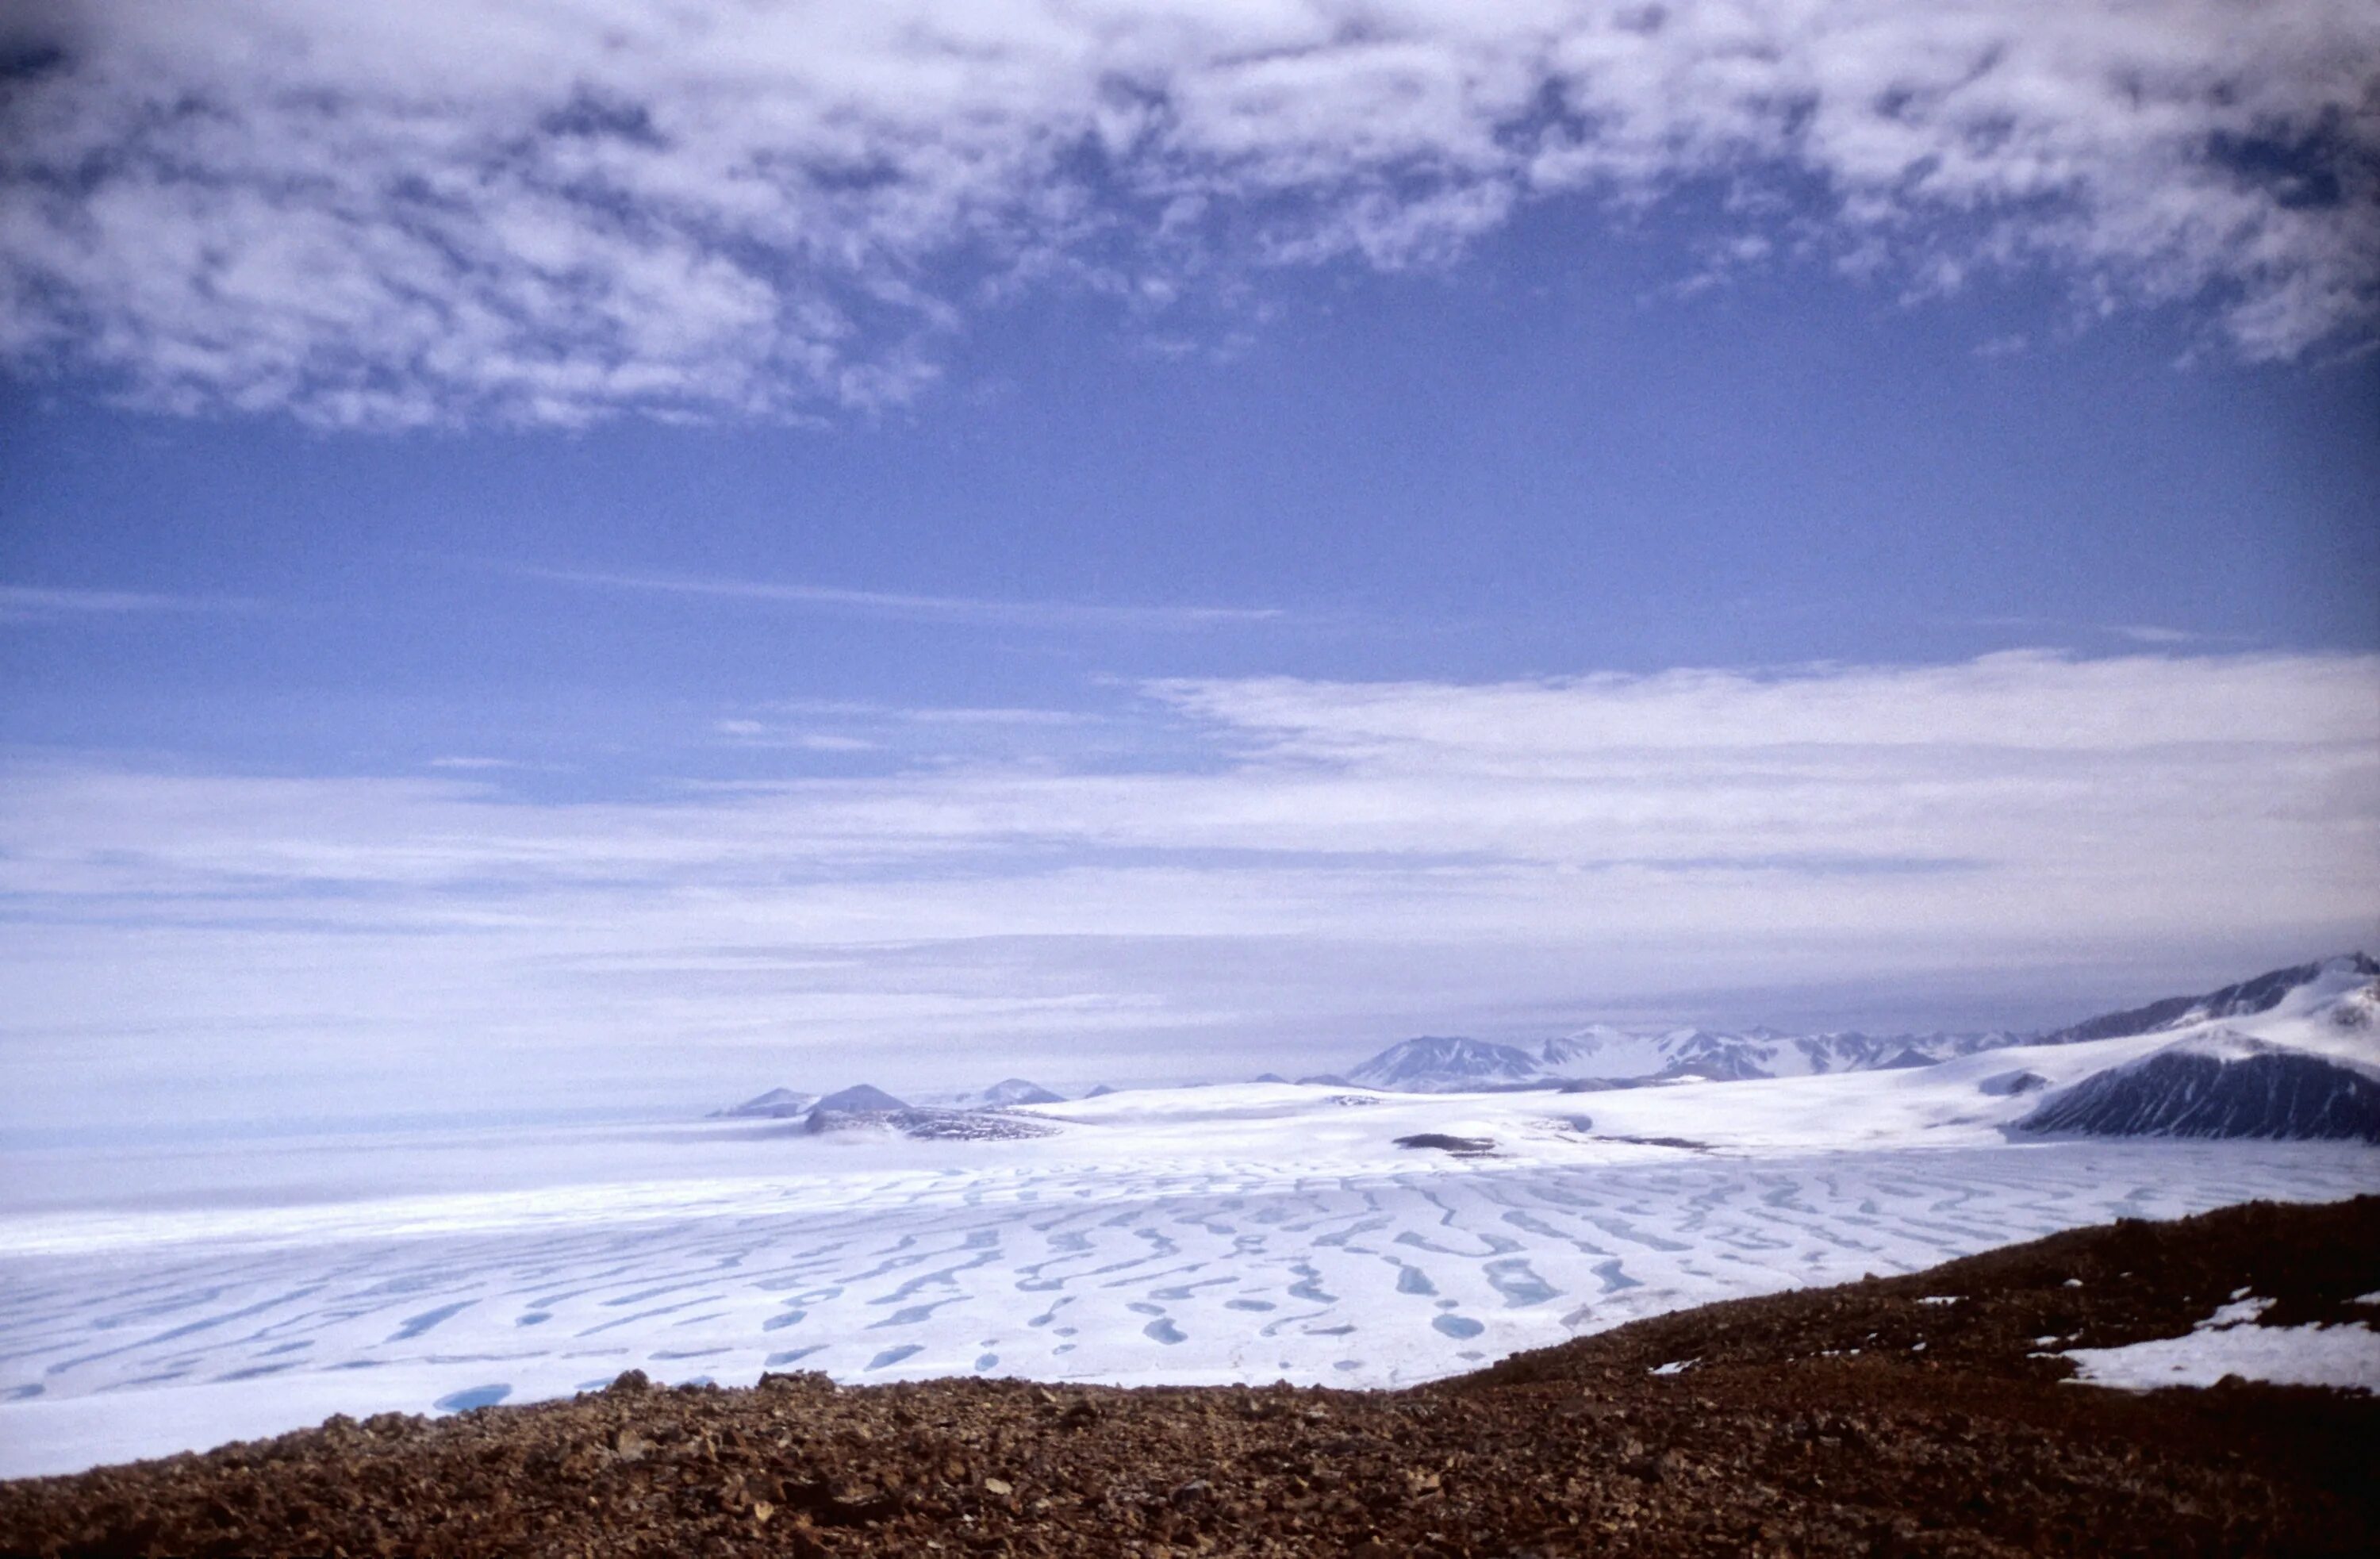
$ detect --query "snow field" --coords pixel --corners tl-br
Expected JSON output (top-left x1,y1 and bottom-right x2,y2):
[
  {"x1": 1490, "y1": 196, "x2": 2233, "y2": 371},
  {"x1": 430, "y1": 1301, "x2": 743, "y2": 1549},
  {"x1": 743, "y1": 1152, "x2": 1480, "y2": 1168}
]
[{"x1": 2, "y1": 1135, "x2": 2371, "y2": 1478}]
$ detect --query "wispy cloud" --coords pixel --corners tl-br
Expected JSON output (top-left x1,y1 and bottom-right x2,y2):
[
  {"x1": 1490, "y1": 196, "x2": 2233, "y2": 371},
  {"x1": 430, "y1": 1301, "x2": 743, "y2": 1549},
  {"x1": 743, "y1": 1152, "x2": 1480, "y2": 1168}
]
[
  {"x1": 516, "y1": 566, "x2": 1286, "y2": 631},
  {"x1": 3, "y1": 651, "x2": 2373, "y2": 1115},
  {"x1": 2, "y1": 2, "x2": 2371, "y2": 428},
  {"x1": 715, "y1": 720, "x2": 878, "y2": 754},
  {"x1": 1953, "y1": 614, "x2": 2253, "y2": 649},
  {"x1": 2111, "y1": 624, "x2": 2219, "y2": 647},
  {"x1": 0, "y1": 584, "x2": 256, "y2": 624}
]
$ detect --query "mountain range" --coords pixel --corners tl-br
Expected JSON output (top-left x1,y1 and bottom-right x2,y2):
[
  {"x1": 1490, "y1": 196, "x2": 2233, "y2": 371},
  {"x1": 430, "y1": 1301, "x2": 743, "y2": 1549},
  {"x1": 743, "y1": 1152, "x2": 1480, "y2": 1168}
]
[
  {"x1": 1340, "y1": 1025, "x2": 2013, "y2": 1094},
  {"x1": 710, "y1": 955, "x2": 2379, "y2": 1145},
  {"x1": 1338, "y1": 954, "x2": 2378, "y2": 1093}
]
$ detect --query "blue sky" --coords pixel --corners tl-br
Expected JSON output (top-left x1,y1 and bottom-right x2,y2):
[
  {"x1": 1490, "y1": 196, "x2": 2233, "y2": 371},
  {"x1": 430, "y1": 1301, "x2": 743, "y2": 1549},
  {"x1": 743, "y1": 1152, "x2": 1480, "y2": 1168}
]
[{"x1": 2, "y1": 2, "x2": 2377, "y2": 1129}]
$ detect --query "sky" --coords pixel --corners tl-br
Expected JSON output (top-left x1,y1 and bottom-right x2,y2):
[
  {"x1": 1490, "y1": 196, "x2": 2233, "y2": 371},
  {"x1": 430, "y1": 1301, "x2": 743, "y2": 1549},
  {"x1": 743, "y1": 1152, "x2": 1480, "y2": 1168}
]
[{"x1": 2, "y1": 1, "x2": 2377, "y2": 1131}]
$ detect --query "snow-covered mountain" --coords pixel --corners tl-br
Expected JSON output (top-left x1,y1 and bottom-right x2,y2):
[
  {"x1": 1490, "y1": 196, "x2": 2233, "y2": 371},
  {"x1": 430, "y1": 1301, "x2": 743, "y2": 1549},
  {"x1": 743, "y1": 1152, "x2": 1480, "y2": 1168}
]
[
  {"x1": 2037, "y1": 954, "x2": 2380, "y2": 1046},
  {"x1": 1345, "y1": 1037, "x2": 1545, "y2": 1092},
  {"x1": 1332, "y1": 954, "x2": 2373, "y2": 1094},
  {"x1": 2017, "y1": 954, "x2": 2380, "y2": 1143},
  {"x1": 1342, "y1": 1024, "x2": 2015, "y2": 1092},
  {"x1": 1535, "y1": 1025, "x2": 2010, "y2": 1085}
]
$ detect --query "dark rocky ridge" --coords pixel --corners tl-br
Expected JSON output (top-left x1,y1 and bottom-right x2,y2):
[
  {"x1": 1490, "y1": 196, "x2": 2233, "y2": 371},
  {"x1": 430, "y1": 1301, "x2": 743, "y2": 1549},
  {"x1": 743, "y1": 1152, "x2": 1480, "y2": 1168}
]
[
  {"x1": 6, "y1": 1197, "x2": 2375, "y2": 1557},
  {"x1": 2020, "y1": 1043, "x2": 2380, "y2": 1142}
]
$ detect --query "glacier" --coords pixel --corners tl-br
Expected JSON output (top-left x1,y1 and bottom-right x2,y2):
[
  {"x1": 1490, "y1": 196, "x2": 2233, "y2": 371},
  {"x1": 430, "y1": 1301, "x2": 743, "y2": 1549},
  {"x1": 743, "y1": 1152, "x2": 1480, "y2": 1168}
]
[{"x1": 4, "y1": 955, "x2": 2374, "y2": 1479}]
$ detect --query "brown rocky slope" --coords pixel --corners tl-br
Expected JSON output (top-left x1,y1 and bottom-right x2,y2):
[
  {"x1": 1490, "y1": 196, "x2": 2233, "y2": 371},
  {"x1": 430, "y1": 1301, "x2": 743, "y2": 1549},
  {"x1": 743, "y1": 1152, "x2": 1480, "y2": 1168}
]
[{"x1": 4, "y1": 1196, "x2": 2376, "y2": 1557}]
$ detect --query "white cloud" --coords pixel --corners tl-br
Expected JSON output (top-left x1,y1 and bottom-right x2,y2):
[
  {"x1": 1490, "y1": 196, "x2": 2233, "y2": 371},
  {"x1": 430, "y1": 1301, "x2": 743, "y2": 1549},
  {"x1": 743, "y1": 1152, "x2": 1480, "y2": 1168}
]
[
  {"x1": 2, "y1": 2, "x2": 2372, "y2": 427},
  {"x1": 2, "y1": 651, "x2": 2373, "y2": 1114},
  {"x1": 1148, "y1": 651, "x2": 2380, "y2": 758}
]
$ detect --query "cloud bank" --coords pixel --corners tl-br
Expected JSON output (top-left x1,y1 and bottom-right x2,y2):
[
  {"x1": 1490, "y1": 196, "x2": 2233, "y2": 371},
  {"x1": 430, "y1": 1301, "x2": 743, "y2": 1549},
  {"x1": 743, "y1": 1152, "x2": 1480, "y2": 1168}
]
[
  {"x1": 4, "y1": 651, "x2": 2374, "y2": 1118},
  {"x1": 3, "y1": 2, "x2": 2374, "y2": 428}
]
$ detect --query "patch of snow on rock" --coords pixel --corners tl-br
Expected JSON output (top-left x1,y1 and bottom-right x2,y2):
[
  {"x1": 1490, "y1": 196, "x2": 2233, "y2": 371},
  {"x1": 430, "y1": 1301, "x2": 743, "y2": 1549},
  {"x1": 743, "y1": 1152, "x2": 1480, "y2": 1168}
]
[
  {"x1": 2063, "y1": 1323, "x2": 2380, "y2": 1394},
  {"x1": 2061, "y1": 1296, "x2": 2380, "y2": 1393}
]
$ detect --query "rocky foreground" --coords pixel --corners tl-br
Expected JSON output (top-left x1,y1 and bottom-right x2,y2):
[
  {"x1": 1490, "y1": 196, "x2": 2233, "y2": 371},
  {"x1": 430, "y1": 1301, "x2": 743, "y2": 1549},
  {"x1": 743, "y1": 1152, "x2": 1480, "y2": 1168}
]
[{"x1": 5, "y1": 1198, "x2": 2376, "y2": 1558}]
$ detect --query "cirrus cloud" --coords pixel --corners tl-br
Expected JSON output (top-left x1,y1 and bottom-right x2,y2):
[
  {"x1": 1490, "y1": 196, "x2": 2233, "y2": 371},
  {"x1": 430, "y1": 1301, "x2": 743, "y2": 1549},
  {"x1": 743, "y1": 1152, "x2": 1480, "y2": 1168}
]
[{"x1": 1, "y1": 1, "x2": 2373, "y2": 428}]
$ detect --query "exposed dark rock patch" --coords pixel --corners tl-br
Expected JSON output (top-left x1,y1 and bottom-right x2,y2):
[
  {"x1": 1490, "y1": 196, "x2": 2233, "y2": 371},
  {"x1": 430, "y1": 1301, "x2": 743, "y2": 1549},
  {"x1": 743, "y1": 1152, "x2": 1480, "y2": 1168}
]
[
  {"x1": 6, "y1": 1198, "x2": 2375, "y2": 1557},
  {"x1": 807, "y1": 1107, "x2": 1057, "y2": 1141},
  {"x1": 1393, "y1": 1133, "x2": 1497, "y2": 1157}
]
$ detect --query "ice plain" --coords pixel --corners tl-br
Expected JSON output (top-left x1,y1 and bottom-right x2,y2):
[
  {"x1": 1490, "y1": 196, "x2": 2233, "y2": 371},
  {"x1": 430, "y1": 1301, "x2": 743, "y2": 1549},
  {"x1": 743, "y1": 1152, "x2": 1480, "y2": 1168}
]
[{"x1": 5, "y1": 1023, "x2": 2378, "y2": 1480}]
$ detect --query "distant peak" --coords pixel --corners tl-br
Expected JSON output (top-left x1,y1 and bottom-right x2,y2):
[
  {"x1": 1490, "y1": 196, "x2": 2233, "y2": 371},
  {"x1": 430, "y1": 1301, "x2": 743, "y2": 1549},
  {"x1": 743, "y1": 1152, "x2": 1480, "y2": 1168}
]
[
  {"x1": 811, "y1": 1083, "x2": 909, "y2": 1114},
  {"x1": 977, "y1": 1078, "x2": 1064, "y2": 1107},
  {"x1": 1345, "y1": 1035, "x2": 1544, "y2": 1092},
  {"x1": 2041, "y1": 954, "x2": 2377, "y2": 1046},
  {"x1": 711, "y1": 1086, "x2": 819, "y2": 1119}
]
